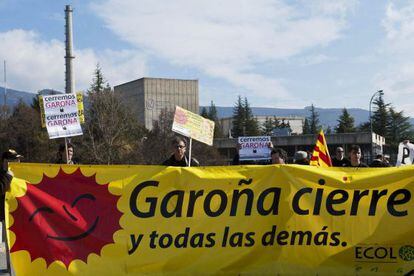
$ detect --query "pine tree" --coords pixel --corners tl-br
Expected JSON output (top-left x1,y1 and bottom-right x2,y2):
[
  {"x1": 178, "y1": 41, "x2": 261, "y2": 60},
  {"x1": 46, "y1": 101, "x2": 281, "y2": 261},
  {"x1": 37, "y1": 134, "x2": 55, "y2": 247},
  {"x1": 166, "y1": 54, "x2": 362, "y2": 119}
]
[
  {"x1": 231, "y1": 96, "x2": 260, "y2": 137},
  {"x1": 200, "y1": 107, "x2": 208, "y2": 118},
  {"x1": 335, "y1": 108, "x2": 356, "y2": 133},
  {"x1": 243, "y1": 97, "x2": 260, "y2": 136},
  {"x1": 84, "y1": 65, "x2": 146, "y2": 164},
  {"x1": 308, "y1": 104, "x2": 320, "y2": 134},
  {"x1": 207, "y1": 101, "x2": 218, "y2": 121},
  {"x1": 6, "y1": 100, "x2": 53, "y2": 162},
  {"x1": 326, "y1": 126, "x2": 332, "y2": 134},
  {"x1": 286, "y1": 121, "x2": 292, "y2": 133},
  {"x1": 357, "y1": 121, "x2": 371, "y2": 132},
  {"x1": 232, "y1": 96, "x2": 245, "y2": 137},
  {"x1": 89, "y1": 64, "x2": 106, "y2": 94},
  {"x1": 303, "y1": 118, "x2": 311, "y2": 134},
  {"x1": 371, "y1": 93, "x2": 389, "y2": 136},
  {"x1": 273, "y1": 116, "x2": 280, "y2": 129},
  {"x1": 386, "y1": 107, "x2": 413, "y2": 150},
  {"x1": 262, "y1": 117, "x2": 274, "y2": 135},
  {"x1": 207, "y1": 101, "x2": 223, "y2": 138}
]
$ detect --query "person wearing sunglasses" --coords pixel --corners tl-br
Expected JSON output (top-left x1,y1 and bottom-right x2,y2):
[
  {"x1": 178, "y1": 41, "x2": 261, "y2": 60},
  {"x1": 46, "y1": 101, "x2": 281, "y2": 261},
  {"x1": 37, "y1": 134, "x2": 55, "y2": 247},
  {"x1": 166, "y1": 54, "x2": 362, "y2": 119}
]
[
  {"x1": 162, "y1": 137, "x2": 200, "y2": 167},
  {"x1": 332, "y1": 146, "x2": 350, "y2": 167}
]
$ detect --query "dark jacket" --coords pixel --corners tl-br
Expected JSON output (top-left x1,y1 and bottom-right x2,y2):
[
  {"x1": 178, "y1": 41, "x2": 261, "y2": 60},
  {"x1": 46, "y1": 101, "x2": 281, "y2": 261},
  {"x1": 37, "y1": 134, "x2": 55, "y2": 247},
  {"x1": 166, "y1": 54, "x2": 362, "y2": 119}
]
[
  {"x1": 370, "y1": 159, "x2": 390, "y2": 167},
  {"x1": 162, "y1": 155, "x2": 200, "y2": 167},
  {"x1": 0, "y1": 169, "x2": 12, "y2": 221},
  {"x1": 54, "y1": 156, "x2": 79, "y2": 164},
  {"x1": 344, "y1": 162, "x2": 368, "y2": 168},
  {"x1": 332, "y1": 157, "x2": 351, "y2": 167}
]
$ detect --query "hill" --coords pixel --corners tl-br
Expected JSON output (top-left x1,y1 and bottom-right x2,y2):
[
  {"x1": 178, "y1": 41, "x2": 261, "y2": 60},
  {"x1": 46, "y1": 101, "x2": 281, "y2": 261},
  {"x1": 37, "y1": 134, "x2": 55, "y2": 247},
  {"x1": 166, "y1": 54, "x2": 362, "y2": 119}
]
[
  {"x1": 201, "y1": 106, "x2": 414, "y2": 129},
  {"x1": 0, "y1": 86, "x2": 36, "y2": 106}
]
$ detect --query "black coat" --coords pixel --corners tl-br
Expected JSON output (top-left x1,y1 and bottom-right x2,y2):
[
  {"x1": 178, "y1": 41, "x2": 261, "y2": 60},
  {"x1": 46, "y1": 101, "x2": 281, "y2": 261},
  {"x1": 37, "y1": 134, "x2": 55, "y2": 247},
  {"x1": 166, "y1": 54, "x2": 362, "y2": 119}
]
[
  {"x1": 162, "y1": 155, "x2": 200, "y2": 167},
  {"x1": 0, "y1": 169, "x2": 12, "y2": 221}
]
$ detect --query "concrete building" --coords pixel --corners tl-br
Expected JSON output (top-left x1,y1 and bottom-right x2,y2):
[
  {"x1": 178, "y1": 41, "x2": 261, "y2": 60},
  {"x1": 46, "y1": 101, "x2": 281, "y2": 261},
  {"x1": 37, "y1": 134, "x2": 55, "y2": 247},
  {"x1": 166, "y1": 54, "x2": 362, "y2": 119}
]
[
  {"x1": 214, "y1": 132, "x2": 386, "y2": 164},
  {"x1": 220, "y1": 115, "x2": 305, "y2": 137},
  {"x1": 114, "y1": 77, "x2": 199, "y2": 129}
]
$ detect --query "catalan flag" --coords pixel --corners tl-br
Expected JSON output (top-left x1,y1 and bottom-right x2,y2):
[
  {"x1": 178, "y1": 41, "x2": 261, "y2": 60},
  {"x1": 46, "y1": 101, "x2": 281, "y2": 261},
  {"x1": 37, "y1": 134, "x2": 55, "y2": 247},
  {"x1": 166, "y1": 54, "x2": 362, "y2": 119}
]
[{"x1": 310, "y1": 130, "x2": 332, "y2": 167}]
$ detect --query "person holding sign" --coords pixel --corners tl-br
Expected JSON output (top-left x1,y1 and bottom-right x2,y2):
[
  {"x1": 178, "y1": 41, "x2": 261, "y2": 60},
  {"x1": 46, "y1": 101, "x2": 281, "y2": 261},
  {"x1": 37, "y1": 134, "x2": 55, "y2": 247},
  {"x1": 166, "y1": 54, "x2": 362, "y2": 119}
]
[
  {"x1": 271, "y1": 148, "x2": 287, "y2": 164},
  {"x1": 162, "y1": 137, "x2": 200, "y2": 167},
  {"x1": 233, "y1": 138, "x2": 274, "y2": 165},
  {"x1": 54, "y1": 143, "x2": 79, "y2": 164}
]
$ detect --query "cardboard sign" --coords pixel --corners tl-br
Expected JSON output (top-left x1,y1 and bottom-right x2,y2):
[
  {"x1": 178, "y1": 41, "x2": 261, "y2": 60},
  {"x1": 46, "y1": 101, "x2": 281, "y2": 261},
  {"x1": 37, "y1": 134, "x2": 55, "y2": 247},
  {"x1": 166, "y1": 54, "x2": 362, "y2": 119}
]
[
  {"x1": 40, "y1": 92, "x2": 84, "y2": 127},
  {"x1": 172, "y1": 106, "x2": 215, "y2": 146},
  {"x1": 238, "y1": 136, "x2": 271, "y2": 160},
  {"x1": 396, "y1": 141, "x2": 414, "y2": 166},
  {"x1": 41, "y1": 93, "x2": 83, "y2": 139}
]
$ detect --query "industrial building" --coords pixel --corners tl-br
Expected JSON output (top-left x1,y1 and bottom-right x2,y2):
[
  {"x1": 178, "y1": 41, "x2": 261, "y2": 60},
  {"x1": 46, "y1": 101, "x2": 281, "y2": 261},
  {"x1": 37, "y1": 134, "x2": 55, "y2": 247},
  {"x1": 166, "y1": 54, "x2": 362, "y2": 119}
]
[{"x1": 114, "y1": 78, "x2": 199, "y2": 129}]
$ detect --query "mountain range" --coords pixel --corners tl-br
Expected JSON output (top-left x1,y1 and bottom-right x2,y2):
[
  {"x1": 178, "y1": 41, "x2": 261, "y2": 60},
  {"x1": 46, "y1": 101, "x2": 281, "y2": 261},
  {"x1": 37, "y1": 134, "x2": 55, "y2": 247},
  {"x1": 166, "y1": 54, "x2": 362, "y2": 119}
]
[
  {"x1": 202, "y1": 106, "x2": 413, "y2": 129},
  {"x1": 1, "y1": 86, "x2": 413, "y2": 128}
]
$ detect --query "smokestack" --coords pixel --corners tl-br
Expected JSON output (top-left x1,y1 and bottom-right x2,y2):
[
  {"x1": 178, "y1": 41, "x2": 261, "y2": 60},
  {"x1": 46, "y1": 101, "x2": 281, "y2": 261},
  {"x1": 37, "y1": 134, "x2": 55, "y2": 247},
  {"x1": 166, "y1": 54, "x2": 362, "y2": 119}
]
[{"x1": 64, "y1": 5, "x2": 75, "y2": 94}]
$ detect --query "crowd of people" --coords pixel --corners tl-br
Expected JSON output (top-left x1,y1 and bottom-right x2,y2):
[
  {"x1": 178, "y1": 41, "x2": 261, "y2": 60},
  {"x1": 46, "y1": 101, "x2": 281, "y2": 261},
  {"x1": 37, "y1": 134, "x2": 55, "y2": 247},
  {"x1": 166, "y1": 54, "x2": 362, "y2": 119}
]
[
  {"x1": 0, "y1": 137, "x2": 397, "y2": 220},
  {"x1": 231, "y1": 142, "x2": 391, "y2": 168}
]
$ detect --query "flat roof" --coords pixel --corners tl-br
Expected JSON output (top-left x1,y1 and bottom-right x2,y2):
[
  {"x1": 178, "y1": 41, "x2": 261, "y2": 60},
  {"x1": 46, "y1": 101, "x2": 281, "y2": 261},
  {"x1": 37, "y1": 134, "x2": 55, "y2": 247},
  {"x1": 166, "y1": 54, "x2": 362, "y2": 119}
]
[{"x1": 114, "y1": 77, "x2": 199, "y2": 88}]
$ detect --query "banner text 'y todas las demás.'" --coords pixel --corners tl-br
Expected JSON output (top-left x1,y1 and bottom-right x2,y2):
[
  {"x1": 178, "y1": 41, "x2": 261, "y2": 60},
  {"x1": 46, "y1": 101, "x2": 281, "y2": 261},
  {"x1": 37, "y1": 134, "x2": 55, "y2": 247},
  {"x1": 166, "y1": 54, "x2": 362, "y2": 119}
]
[{"x1": 6, "y1": 164, "x2": 414, "y2": 275}]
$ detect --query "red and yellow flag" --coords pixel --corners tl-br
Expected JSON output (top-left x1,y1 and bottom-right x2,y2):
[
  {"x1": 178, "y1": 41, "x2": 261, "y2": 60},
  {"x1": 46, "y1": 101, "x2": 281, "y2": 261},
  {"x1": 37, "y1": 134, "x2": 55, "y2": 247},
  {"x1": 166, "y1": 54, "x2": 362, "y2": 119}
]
[{"x1": 310, "y1": 130, "x2": 332, "y2": 167}]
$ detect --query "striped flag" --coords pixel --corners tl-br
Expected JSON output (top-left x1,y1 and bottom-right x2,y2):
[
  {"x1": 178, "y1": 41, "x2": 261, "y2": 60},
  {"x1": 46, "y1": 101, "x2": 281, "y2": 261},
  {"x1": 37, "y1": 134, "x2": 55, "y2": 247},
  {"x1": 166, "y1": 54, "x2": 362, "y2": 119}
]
[{"x1": 310, "y1": 130, "x2": 332, "y2": 167}]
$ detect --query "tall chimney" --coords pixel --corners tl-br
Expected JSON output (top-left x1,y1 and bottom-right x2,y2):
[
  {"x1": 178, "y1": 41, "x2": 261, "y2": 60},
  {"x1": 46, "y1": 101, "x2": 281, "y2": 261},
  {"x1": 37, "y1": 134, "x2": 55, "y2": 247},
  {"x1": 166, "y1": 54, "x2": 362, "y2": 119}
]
[{"x1": 64, "y1": 5, "x2": 75, "y2": 94}]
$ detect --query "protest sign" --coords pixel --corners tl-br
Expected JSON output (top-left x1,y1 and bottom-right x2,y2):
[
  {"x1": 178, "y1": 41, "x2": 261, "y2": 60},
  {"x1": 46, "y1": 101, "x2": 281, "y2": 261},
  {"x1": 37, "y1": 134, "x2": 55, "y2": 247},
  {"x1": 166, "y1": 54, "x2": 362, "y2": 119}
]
[
  {"x1": 40, "y1": 93, "x2": 83, "y2": 139},
  {"x1": 39, "y1": 92, "x2": 84, "y2": 128},
  {"x1": 396, "y1": 141, "x2": 414, "y2": 166},
  {"x1": 76, "y1": 92, "x2": 85, "y2": 124},
  {"x1": 172, "y1": 106, "x2": 214, "y2": 146},
  {"x1": 8, "y1": 164, "x2": 413, "y2": 275},
  {"x1": 238, "y1": 136, "x2": 271, "y2": 160}
]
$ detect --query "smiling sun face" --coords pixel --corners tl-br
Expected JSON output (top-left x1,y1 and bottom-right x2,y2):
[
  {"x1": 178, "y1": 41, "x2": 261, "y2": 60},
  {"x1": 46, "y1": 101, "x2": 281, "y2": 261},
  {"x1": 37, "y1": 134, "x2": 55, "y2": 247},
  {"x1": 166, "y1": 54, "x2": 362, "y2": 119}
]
[{"x1": 9, "y1": 168, "x2": 122, "y2": 268}]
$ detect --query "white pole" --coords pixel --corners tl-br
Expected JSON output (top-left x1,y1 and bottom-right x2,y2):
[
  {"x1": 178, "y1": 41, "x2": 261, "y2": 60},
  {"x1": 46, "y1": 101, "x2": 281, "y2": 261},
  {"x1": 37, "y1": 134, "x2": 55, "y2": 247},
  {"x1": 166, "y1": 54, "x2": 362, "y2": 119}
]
[
  {"x1": 3, "y1": 60, "x2": 6, "y2": 116},
  {"x1": 188, "y1": 138, "x2": 192, "y2": 167},
  {"x1": 65, "y1": 137, "x2": 69, "y2": 164}
]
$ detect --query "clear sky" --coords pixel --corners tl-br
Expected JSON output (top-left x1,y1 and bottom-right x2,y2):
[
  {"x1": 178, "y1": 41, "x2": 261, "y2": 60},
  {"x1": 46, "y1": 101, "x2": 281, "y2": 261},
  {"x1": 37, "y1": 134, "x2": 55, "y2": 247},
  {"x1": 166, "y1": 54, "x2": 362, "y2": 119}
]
[{"x1": 0, "y1": 0, "x2": 413, "y2": 116}]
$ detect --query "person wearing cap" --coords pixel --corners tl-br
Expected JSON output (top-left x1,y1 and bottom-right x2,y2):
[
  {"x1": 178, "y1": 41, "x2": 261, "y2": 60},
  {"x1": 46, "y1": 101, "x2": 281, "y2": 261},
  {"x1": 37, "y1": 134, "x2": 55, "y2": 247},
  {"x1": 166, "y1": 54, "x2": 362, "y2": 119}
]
[
  {"x1": 162, "y1": 136, "x2": 200, "y2": 167},
  {"x1": 293, "y1": 151, "x2": 309, "y2": 165},
  {"x1": 0, "y1": 149, "x2": 22, "y2": 221}
]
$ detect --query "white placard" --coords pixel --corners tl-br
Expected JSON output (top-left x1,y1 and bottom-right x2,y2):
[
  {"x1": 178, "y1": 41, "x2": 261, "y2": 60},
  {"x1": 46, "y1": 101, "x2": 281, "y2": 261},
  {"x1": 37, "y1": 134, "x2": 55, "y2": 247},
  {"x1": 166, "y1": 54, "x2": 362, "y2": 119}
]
[
  {"x1": 238, "y1": 136, "x2": 271, "y2": 161},
  {"x1": 42, "y1": 93, "x2": 83, "y2": 139},
  {"x1": 396, "y1": 141, "x2": 414, "y2": 166}
]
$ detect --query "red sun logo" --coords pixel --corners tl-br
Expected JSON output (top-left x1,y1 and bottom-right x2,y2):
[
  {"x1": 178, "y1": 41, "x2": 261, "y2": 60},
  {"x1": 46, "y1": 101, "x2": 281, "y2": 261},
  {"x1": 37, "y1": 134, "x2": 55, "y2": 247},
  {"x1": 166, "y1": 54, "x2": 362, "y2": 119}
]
[
  {"x1": 9, "y1": 168, "x2": 123, "y2": 268},
  {"x1": 174, "y1": 108, "x2": 188, "y2": 124}
]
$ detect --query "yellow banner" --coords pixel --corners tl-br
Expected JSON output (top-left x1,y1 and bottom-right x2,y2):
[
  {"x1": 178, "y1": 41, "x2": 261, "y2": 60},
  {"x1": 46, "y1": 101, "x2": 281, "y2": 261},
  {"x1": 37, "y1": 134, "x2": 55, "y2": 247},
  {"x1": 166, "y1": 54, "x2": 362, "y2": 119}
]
[{"x1": 6, "y1": 164, "x2": 414, "y2": 275}]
